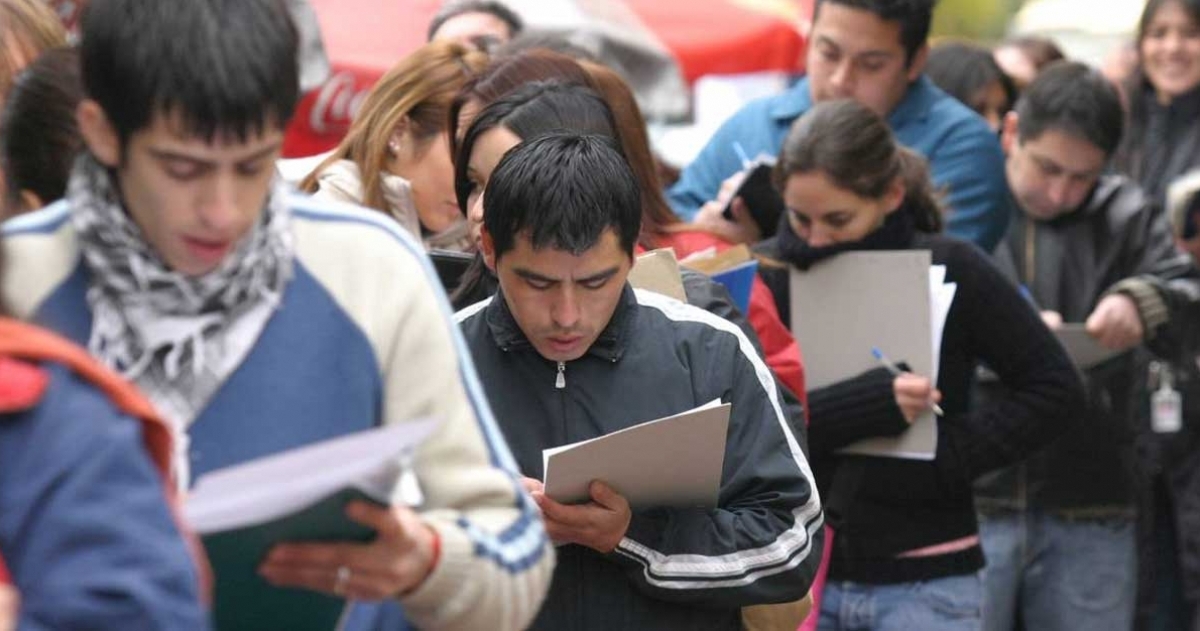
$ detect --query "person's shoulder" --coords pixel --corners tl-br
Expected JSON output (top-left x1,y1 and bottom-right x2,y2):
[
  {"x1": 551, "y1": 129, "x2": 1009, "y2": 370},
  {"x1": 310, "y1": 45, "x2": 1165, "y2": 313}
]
[
  {"x1": 632, "y1": 288, "x2": 748, "y2": 347},
  {"x1": 2, "y1": 201, "x2": 83, "y2": 320},
  {"x1": 917, "y1": 232, "x2": 991, "y2": 268},
  {"x1": 289, "y1": 193, "x2": 430, "y2": 277}
]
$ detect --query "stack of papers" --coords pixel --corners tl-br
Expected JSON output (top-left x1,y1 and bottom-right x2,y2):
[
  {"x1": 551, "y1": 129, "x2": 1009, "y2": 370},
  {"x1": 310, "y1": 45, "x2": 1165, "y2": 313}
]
[
  {"x1": 542, "y1": 400, "x2": 731, "y2": 509},
  {"x1": 790, "y1": 251, "x2": 956, "y2": 460}
]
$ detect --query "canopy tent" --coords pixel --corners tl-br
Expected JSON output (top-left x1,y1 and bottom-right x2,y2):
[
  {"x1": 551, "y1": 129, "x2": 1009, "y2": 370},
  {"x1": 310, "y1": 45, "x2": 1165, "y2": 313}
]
[{"x1": 284, "y1": 0, "x2": 811, "y2": 156}]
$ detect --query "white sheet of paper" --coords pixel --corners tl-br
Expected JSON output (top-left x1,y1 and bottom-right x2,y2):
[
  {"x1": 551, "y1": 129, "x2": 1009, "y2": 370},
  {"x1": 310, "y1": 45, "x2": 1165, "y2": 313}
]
[
  {"x1": 1055, "y1": 323, "x2": 1126, "y2": 369},
  {"x1": 791, "y1": 251, "x2": 951, "y2": 460},
  {"x1": 186, "y1": 418, "x2": 439, "y2": 534},
  {"x1": 542, "y1": 400, "x2": 730, "y2": 509}
]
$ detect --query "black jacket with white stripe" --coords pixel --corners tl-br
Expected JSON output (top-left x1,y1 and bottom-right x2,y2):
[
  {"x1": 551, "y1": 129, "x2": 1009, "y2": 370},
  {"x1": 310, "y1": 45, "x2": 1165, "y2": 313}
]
[{"x1": 456, "y1": 284, "x2": 823, "y2": 631}]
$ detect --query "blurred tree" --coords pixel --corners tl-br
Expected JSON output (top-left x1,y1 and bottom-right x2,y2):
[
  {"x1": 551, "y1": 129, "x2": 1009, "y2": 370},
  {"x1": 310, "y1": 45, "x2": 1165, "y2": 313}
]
[{"x1": 932, "y1": 0, "x2": 1025, "y2": 42}]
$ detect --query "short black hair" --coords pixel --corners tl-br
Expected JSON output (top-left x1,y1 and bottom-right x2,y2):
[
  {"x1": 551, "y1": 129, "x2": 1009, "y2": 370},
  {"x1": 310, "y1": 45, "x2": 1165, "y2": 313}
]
[
  {"x1": 814, "y1": 0, "x2": 934, "y2": 64},
  {"x1": 484, "y1": 133, "x2": 641, "y2": 261},
  {"x1": 427, "y1": 1, "x2": 524, "y2": 41},
  {"x1": 1, "y1": 47, "x2": 83, "y2": 214},
  {"x1": 1015, "y1": 61, "x2": 1124, "y2": 157},
  {"x1": 79, "y1": 0, "x2": 300, "y2": 146}
]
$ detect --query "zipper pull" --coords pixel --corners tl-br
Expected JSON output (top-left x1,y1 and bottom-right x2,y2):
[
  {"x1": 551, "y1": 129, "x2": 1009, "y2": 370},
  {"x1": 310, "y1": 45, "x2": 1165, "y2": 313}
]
[{"x1": 555, "y1": 361, "x2": 566, "y2": 389}]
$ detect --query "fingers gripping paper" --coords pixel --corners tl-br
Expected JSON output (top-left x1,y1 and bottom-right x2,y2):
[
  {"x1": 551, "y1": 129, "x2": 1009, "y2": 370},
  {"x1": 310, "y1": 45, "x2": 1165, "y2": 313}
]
[{"x1": 790, "y1": 251, "x2": 955, "y2": 460}]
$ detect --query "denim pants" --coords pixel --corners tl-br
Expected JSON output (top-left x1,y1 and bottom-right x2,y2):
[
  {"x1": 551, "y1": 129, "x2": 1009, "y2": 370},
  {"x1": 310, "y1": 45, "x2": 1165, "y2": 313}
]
[
  {"x1": 978, "y1": 509, "x2": 1135, "y2": 631},
  {"x1": 817, "y1": 573, "x2": 983, "y2": 631}
]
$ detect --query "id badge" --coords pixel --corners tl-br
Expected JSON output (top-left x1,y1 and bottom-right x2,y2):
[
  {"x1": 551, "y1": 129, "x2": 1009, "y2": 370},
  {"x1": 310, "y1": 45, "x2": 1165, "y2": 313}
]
[{"x1": 1152, "y1": 384, "x2": 1183, "y2": 434}]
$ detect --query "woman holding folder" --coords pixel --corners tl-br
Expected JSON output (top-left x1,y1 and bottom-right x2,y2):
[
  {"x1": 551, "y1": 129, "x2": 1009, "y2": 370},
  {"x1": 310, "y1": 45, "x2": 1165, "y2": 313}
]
[{"x1": 754, "y1": 99, "x2": 1085, "y2": 630}]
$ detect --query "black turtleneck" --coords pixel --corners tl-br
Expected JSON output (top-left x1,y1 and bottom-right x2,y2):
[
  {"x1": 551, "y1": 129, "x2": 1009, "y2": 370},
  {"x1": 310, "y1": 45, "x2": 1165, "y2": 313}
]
[{"x1": 754, "y1": 211, "x2": 1084, "y2": 583}]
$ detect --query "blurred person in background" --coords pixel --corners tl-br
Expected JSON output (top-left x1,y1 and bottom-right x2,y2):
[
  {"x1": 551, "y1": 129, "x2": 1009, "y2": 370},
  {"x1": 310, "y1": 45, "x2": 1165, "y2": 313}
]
[
  {"x1": 1129, "y1": 170, "x2": 1200, "y2": 631},
  {"x1": 671, "y1": 0, "x2": 1012, "y2": 254},
  {"x1": 428, "y1": 0, "x2": 523, "y2": 53},
  {"x1": 1114, "y1": 0, "x2": 1200, "y2": 211},
  {"x1": 976, "y1": 61, "x2": 1200, "y2": 631},
  {"x1": 302, "y1": 41, "x2": 486, "y2": 251},
  {"x1": 926, "y1": 41, "x2": 1016, "y2": 133},
  {"x1": 0, "y1": 47, "x2": 83, "y2": 219},
  {"x1": 0, "y1": 0, "x2": 67, "y2": 207},
  {"x1": 992, "y1": 35, "x2": 1066, "y2": 91},
  {"x1": 0, "y1": 227, "x2": 207, "y2": 629}
]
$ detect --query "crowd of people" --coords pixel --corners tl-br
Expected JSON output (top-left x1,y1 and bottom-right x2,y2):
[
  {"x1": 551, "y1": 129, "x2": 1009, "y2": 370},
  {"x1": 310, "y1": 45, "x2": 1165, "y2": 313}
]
[{"x1": 1, "y1": 0, "x2": 1200, "y2": 630}]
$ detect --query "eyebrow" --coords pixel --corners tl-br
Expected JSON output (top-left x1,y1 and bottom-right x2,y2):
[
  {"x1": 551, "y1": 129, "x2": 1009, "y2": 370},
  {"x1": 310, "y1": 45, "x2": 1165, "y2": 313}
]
[
  {"x1": 513, "y1": 265, "x2": 620, "y2": 285},
  {"x1": 1031, "y1": 153, "x2": 1102, "y2": 179},
  {"x1": 814, "y1": 35, "x2": 895, "y2": 60},
  {"x1": 147, "y1": 142, "x2": 282, "y2": 166}
]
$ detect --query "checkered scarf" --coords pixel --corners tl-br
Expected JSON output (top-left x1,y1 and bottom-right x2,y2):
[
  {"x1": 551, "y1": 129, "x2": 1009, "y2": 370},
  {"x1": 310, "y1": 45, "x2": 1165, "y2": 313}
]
[{"x1": 68, "y1": 154, "x2": 293, "y2": 454}]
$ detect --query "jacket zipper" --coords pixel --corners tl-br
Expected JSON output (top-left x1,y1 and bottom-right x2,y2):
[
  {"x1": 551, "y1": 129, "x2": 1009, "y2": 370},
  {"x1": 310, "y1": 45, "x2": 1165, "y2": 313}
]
[
  {"x1": 555, "y1": 361, "x2": 566, "y2": 389},
  {"x1": 1019, "y1": 215, "x2": 1035, "y2": 511}
]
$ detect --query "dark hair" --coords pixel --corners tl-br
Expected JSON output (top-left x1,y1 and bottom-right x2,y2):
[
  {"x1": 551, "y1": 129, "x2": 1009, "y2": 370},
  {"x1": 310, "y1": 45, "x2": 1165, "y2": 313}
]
[
  {"x1": 577, "y1": 62, "x2": 683, "y2": 249},
  {"x1": 813, "y1": 0, "x2": 933, "y2": 65},
  {"x1": 1, "y1": 47, "x2": 83, "y2": 215},
  {"x1": 485, "y1": 133, "x2": 641, "y2": 260},
  {"x1": 774, "y1": 98, "x2": 943, "y2": 232},
  {"x1": 1115, "y1": 0, "x2": 1200, "y2": 173},
  {"x1": 926, "y1": 41, "x2": 1016, "y2": 116},
  {"x1": 448, "y1": 49, "x2": 591, "y2": 156},
  {"x1": 997, "y1": 35, "x2": 1066, "y2": 72},
  {"x1": 455, "y1": 80, "x2": 616, "y2": 215},
  {"x1": 427, "y1": 1, "x2": 523, "y2": 41},
  {"x1": 79, "y1": 0, "x2": 300, "y2": 146},
  {"x1": 1014, "y1": 61, "x2": 1124, "y2": 156}
]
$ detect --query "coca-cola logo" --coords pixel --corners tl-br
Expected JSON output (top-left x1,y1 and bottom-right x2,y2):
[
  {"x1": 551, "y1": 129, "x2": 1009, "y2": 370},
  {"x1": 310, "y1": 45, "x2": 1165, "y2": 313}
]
[{"x1": 309, "y1": 71, "x2": 371, "y2": 134}]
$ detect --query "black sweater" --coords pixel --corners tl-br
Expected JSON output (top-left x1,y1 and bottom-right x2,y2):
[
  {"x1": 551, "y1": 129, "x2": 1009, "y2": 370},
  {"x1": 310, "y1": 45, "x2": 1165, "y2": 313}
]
[{"x1": 757, "y1": 230, "x2": 1084, "y2": 584}]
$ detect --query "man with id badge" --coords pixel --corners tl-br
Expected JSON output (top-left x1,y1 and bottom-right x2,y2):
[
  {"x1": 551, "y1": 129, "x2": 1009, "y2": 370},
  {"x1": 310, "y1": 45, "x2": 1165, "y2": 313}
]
[
  {"x1": 1122, "y1": 172, "x2": 1200, "y2": 631},
  {"x1": 972, "y1": 63, "x2": 1200, "y2": 631}
]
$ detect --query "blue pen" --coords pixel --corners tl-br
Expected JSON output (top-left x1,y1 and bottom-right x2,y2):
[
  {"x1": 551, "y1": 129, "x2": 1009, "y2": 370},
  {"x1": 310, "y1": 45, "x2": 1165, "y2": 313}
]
[{"x1": 871, "y1": 346, "x2": 945, "y2": 417}]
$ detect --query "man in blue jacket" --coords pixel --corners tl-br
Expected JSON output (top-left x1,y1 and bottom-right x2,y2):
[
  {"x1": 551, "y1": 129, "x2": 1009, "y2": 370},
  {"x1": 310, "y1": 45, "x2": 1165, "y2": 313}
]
[
  {"x1": 457, "y1": 133, "x2": 822, "y2": 630},
  {"x1": 670, "y1": 0, "x2": 1011, "y2": 252}
]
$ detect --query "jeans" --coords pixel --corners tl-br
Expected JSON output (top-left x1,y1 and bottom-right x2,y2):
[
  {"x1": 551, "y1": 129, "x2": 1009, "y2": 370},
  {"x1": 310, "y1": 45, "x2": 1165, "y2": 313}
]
[
  {"x1": 818, "y1": 573, "x2": 983, "y2": 631},
  {"x1": 978, "y1": 510, "x2": 1135, "y2": 631}
]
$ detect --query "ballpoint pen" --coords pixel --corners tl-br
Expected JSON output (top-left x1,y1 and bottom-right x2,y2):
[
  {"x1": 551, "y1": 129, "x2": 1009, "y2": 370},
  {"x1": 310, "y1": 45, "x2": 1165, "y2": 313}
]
[{"x1": 871, "y1": 346, "x2": 945, "y2": 417}]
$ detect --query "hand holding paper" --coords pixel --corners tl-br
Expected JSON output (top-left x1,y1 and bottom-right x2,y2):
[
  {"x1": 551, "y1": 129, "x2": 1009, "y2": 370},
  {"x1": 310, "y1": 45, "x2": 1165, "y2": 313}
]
[
  {"x1": 533, "y1": 481, "x2": 632, "y2": 553},
  {"x1": 1085, "y1": 293, "x2": 1144, "y2": 350},
  {"x1": 259, "y1": 501, "x2": 438, "y2": 600}
]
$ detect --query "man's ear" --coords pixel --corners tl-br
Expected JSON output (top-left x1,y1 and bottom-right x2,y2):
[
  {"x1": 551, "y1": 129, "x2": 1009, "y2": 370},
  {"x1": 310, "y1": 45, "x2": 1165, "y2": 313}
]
[
  {"x1": 480, "y1": 227, "x2": 497, "y2": 271},
  {"x1": 76, "y1": 100, "x2": 121, "y2": 167},
  {"x1": 906, "y1": 43, "x2": 929, "y2": 82},
  {"x1": 1000, "y1": 111, "x2": 1020, "y2": 155}
]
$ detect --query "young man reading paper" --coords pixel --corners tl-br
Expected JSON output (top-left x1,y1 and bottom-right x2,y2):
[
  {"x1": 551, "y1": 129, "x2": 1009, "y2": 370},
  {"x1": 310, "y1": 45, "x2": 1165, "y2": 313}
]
[
  {"x1": 1, "y1": 0, "x2": 553, "y2": 628},
  {"x1": 455, "y1": 133, "x2": 823, "y2": 630}
]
